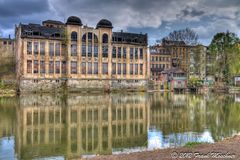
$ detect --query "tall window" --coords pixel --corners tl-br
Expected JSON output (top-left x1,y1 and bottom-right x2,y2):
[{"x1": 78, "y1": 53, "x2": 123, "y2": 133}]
[
  {"x1": 94, "y1": 62, "x2": 98, "y2": 74},
  {"x1": 81, "y1": 62, "x2": 86, "y2": 74},
  {"x1": 71, "y1": 61, "x2": 77, "y2": 74},
  {"x1": 140, "y1": 64, "x2": 143, "y2": 75},
  {"x1": 135, "y1": 48, "x2": 138, "y2": 59},
  {"x1": 117, "y1": 47, "x2": 121, "y2": 58},
  {"x1": 71, "y1": 44, "x2": 77, "y2": 56},
  {"x1": 102, "y1": 63, "x2": 108, "y2": 74},
  {"x1": 117, "y1": 63, "x2": 121, "y2": 75},
  {"x1": 34, "y1": 60, "x2": 38, "y2": 73},
  {"x1": 49, "y1": 61, "x2": 54, "y2": 74},
  {"x1": 88, "y1": 43, "x2": 92, "y2": 57},
  {"x1": 34, "y1": 42, "x2": 38, "y2": 55},
  {"x1": 55, "y1": 43, "x2": 60, "y2": 56},
  {"x1": 102, "y1": 46, "x2": 108, "y2": 58},
  {"x1": 123, "y1": 63, "x2": 126, "y2": 75},
  {"x1": 55, "y1": 61, "x2": 60, "y2": 74},
  {"x1": 40, "y1": 42, "x2": 45, "y2": 55},
  {"x1": 130, "y1": 48, "x2": 134, "y2": 59},
  {"x1": 94, "y1": 45, "x2": 98, "y2": 57},
  {"x1": 140, "y1": 48, "x2": 143, "y2": 59},
  {"x1": 62, "y1": 61, "x2": 66, "y2": 74},
  {"x1": 49, "y1": 43, "x2": 54, "y2": 56},
  {"x1": 27, "y1": 42, "x2": 32, "y2": 55},
  {"x1": 123, "y1": 47, "x2": 126, "y2": 58},
  {"x1": 82, "y1": 34, "x2": 86, "y2": 57},
  {"x1": 82, "y1": 44, "x2": 86, "y2": 57},
  {"x1": 27, "y1": 60, "x2": 32, "y2": 73},
  {"x1": 102, "y1": 34, "x2": 108, "y2": 43},
  {"x1": 112, "y1": 47, "x2": 116, "y2": 58},
  {"x1": 112, "y1": 63, "x2": 116, "y2": 74},
  {"x1": 88, "y1": 62, "x2": 92, "y2": 74},
  {"x1": 135, "y1": 64, "x2": 138, "y2": 75},
  {"x1": 71, "y1": 31, "x2": 77, "y2": 41},
  {"x1": 40, "y1": 61, "x2": 45, "y2": 73},
  {"x1": 130, "y1": 63, "x2": 133, "y2": 75},
  {"x1": 94, "y1": 34, "x2": 98, "y2": 57},
  {"x1": 102, "y1": 34, "x2": 108, "y2": 58}
]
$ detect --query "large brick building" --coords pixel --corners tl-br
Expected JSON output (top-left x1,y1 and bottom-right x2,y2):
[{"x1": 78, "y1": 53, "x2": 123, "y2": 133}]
[
  {"x1": 150, "y1": 40, "x2": 192, "y2": 81},
  {"x1": 15, "y1": 16, "x2": 149, "y2": 92}
]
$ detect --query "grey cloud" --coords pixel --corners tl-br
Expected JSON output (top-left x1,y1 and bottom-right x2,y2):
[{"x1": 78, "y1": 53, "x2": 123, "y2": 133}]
[
  {"x1": 0, "y1": 0, "x2": 50, "y2": 17},
  {"x1": 180, "y1": 7, "x2": 205, "y2": 18},
  {"x1": 0, "y1": 0, "x2": 240, "y2": 45}
]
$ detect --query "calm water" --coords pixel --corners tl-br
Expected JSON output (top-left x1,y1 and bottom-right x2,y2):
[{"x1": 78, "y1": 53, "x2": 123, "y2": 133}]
[{"x1": 1, "y1": 92, "x2": 240, "y2": 159}]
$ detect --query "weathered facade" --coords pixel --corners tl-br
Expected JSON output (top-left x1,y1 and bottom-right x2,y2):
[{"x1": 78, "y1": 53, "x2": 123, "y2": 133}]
[
  {"x1": 0, "y1": 37, "x2": 14, "y2": 58},
  {"x1": 15, "y1": 16, "x2": 148, "y2": 92},
  {"x1": 0, "y1": 37, "x2": 15, "y2": 79},
  {"x1": 159, "y1": 68, "x2": 187, "y2": 91},
  {"x1": 150, "y1": 40, "x2": 192, "y2": 81}
]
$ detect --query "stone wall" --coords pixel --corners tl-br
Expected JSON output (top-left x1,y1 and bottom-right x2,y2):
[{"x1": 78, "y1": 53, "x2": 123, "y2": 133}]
[{"x1": 19, "y1": 78, "x2": 148, "y2": 93}]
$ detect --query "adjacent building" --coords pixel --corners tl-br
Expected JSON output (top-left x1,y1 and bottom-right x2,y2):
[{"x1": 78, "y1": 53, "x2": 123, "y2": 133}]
[
  {"x1": 150, "y1": 39, "x2": 192, "y2": 81},
  {"x1": 0, "y1": 37, "x2": 15, "y2": 58},
  {"x1": 15, "y1": 16, "x2": 149, "y2": 92}
]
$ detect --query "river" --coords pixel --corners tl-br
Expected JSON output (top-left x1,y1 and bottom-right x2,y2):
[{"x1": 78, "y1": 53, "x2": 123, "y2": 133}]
[{"x1": 0, "y1": 92, "x2": 240, "y2": 159}]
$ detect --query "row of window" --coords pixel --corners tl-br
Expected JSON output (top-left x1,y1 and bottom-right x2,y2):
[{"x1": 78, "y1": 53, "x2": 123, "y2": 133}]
[
  {"x1": 71, "y1": 32, "x2": 108, "y2": 43},
  {"x1": 27, "y1": 41, "x2": 61, "y2": 56},
  {"x1": 151, "y1": 64, "x2": 170, "y2": 69},
  {"x1": 27, "y1": 60, "x2": 144, "y2": 75},
  {"x1": 27, "y1": 41, "x2": 144, "y2": 59},
  {"x1": 151, "y1": 56, "x2": 170, "y2": 62},
  {"x1": 2, "y1": 41, "x2": 13, "y2": 45}
]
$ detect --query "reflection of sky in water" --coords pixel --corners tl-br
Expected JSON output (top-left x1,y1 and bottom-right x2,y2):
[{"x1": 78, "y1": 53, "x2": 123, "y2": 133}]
[
  {"x1": 148, "y1": 129, "x2": 214, "y2": 149},
  {"x1": 0, "y1": 137, "x2": 15, "y2": 160},
  {"x1": 33, "y1": 156, "x2": 64, "y2": 160}
]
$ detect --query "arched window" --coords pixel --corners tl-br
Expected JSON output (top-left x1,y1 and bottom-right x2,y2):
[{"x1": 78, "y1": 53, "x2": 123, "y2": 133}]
[
  {"x1": 71, "y1": 31, "x2": 78, "y2": 41},
  {"x1": 102, "y1": 34, "x2": 108, "y2": 43}
]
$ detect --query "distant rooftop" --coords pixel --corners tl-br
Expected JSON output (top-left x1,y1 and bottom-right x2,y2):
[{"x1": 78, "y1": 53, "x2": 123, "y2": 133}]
[
  {"x1": 112, "y1": 32, "x2": 147, "y2": 46},
  {"x1": 42, "y1": 20, "x2": 65, "y2": 25}
]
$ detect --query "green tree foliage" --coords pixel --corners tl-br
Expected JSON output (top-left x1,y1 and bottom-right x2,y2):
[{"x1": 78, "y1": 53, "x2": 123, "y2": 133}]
[{"x1": 209, "y1": 32, "x2": 240, "y2": 84}]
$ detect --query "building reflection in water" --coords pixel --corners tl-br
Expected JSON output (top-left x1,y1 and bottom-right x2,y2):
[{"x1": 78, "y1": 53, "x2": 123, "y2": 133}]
[
  {"x1": 1, "y1": 93, "x2": 240, "y2": 159},
  {"x1": 16, "y1": 93, "x2": 149, "y2": 159}
]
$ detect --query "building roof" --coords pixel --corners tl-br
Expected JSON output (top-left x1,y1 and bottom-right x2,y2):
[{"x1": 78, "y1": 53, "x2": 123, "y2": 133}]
[
  {"x1": 96, "y1": 19, "x2": 113, "y2": 29},
  {"x1": 0, "y1": 38, "x2": 14, "y2": 41},
  {"x1": 66, "y1": 16, "x2": 82, "y2": 26},
  {"x1": 149, "y1": 45, "x2": 171, "y2": 55},
  {"x1": 42, "y1": 20, "x2": 64, "y2": 25},
  {"x1": 20, "y1": 23, "x2": 64, "y2": 40},
  {"x1": 112, "y1": 32, "x2": 147, "y2": 46},
  {"x1": 162, "y1": 39, "x2": 186, "y2": 46}
]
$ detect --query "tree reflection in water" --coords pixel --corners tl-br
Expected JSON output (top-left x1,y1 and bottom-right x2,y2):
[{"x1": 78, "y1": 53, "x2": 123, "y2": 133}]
[{"x1": 0, "y1": 93, "x2": 240, "y2": 159}]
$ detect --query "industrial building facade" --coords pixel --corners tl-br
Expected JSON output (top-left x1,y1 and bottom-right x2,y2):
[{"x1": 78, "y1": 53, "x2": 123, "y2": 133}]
[
  {"x1": 15, "y1": 16, "x2": 148, "y2": 92},
  {"x1": 150, "y1": 40, "x2": 192, "y2": 81}
]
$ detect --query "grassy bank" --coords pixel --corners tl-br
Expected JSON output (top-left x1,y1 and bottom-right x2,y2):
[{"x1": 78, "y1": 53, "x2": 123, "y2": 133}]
[{"x1": 0, "y1": 81, "x2": 16, "y2": 97}]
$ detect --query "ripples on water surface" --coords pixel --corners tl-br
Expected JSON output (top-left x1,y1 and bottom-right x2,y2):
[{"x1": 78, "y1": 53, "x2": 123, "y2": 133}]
[{"x1": 0, "y1": 92, "x2": 240, "y2": 159}]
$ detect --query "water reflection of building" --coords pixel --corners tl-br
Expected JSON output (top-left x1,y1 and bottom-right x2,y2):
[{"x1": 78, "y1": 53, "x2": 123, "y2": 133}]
[
  {"x1": 16, "y1": 93, "x2": 149, "y2": 159},
  {"x1": 0, "y1": 99, "x2": 16, "y2": 138},
  {"x1": 149, "y1": 93, "x2": 208, "y2": 147}
]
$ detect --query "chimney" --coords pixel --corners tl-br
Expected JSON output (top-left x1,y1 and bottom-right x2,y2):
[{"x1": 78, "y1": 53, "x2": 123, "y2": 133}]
[{"x1": 9, "y1": 34, "x2": 11, "y2": 39}]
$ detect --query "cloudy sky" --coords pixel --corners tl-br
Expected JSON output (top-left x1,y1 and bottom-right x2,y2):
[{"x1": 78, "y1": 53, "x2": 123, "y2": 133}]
[{"x1": 0, "y1": 0, "x2": 240, "y2": 45}]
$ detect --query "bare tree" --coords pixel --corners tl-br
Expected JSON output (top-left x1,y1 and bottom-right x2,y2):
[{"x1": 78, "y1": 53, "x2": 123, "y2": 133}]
[{"x1": 161, "y1": 28, "x2": 199, "y2": 45}]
